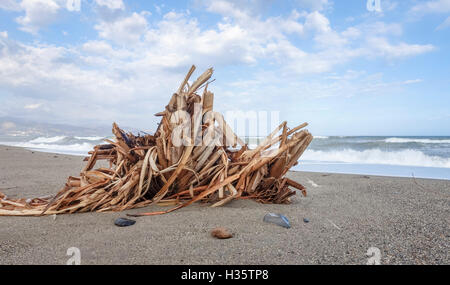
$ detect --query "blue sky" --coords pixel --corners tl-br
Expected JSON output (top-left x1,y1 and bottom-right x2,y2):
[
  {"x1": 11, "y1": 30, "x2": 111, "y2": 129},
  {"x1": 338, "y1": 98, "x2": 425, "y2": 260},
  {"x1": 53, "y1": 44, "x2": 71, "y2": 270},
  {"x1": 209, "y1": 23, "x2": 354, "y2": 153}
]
[{"x1": 0, "y1": 0, "x2": 449, "y2": 136}]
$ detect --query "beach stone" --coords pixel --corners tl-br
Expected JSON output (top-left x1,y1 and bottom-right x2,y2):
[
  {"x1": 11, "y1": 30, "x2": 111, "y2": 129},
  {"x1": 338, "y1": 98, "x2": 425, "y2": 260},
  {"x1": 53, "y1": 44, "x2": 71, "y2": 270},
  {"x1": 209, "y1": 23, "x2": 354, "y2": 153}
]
[
  {"x1": 211, "y1": 227, "x2": 233, "y2": 239},
  {"x1": 303, "y1": 218, "x2": 310, "y2": 223},
  {"x1": 114, "y1": 217, "x2": 136, "y2": 227}
]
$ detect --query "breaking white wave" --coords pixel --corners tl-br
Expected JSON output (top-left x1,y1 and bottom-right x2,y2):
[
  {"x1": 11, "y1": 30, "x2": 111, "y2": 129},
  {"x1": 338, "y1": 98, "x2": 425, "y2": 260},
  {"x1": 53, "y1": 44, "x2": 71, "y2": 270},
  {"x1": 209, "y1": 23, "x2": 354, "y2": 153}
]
[
  {"x1": 29, "y1": 136, "x2": 66, "y2": 143},
  {"x1": 74, "y1": 136, "x2": 105, "y2": 141},
  {"x1": 302, "y1": 149, "x2": 450, "y2": 168},
  {"x1": 0, "y1": 141, "x2": 95, "y2": 156},
  {"x1": 314, "y1": 136, "x2": 329, "y2": 139},
  {"x1": 385, "y1": 138, "x2": 450, "y2": 144}
]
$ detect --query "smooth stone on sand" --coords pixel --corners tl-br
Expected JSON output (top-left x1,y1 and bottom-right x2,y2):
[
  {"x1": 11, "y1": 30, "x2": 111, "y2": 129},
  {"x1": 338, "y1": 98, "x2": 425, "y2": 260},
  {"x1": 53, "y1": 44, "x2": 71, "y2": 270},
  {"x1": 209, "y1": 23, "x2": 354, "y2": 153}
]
[
  {"x1": 211, "y1": 227, "x2": 233, "y2": 239},
  {"x1": 114, "y1": 218, "x2": 136, "y2": 227}
]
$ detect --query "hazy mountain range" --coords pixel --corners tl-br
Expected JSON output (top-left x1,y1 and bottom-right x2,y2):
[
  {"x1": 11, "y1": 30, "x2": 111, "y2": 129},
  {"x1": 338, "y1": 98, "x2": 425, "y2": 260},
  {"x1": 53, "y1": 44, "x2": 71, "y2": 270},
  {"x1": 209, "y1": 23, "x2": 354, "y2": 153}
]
[{"x1": 0, "y1": 117, "x2": 146, "y2": 138}]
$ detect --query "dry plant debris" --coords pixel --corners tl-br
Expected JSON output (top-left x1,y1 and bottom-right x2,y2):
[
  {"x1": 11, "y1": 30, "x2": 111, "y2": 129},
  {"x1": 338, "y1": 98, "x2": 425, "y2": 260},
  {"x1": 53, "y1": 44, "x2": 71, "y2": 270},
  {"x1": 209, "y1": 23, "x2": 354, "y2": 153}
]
[{"x1": 0, "y1": 65, "x2": 313, "y2": 217}]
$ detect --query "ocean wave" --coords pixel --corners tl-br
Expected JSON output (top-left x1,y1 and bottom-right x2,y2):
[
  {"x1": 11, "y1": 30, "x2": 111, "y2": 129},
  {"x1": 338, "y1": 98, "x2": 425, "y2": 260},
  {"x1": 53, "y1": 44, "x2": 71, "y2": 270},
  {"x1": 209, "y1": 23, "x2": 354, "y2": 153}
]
[
  {"x1": 314, "y1": 136, "x2": 329, "y2": 139},
  {"x1": 301, "y1": 148, "x2": 450, "y2": 168},
  {"x1": 74, "y1": 136, "x2": 105, "y2": 141},
  {"x1": 385, "y1": 138, "x2": 450, "y2": 144},
  {"x1": 29, "y1": 136, "x2": 67, "y2": 143},
  {"x1": 0, "y1": 141, "x2": 95, "y2": 155}
]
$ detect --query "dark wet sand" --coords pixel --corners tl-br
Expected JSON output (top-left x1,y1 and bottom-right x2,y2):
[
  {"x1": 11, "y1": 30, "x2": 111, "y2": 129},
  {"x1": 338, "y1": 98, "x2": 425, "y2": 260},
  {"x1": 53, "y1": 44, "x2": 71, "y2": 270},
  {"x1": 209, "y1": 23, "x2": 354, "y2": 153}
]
[{"x1": 0, "y1": 145, "x2": 449, "y2": 265}]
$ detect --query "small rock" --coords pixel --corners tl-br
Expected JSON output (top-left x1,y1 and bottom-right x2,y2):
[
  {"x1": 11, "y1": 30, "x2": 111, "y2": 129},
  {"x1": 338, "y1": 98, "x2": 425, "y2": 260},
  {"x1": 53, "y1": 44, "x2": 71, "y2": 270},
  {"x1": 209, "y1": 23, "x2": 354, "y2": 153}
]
[
  {"x1": 303, "y1": 218, "x2": 310, "y2": 223},
  {"x1": 114, "y1": 217, "x2": 136, "y2": 227},
  {"x1": 211, "y1": 227, "x2": 233, "y2": 239}
]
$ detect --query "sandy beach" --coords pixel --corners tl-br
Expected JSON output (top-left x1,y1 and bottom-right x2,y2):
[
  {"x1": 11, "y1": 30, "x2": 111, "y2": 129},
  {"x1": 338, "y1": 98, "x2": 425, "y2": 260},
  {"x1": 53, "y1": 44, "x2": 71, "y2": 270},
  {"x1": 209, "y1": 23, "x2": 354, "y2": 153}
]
[{"x1": 0, "y1": 145, "x2": 448, "y2": 265}]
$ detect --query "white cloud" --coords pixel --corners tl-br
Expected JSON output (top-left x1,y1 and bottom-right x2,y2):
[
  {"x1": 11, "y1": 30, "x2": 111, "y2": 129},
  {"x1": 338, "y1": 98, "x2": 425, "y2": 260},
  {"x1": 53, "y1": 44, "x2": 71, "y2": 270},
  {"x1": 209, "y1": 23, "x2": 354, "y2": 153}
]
[
  {"x1": 24, "y1": 103, "x2": 43, "y2": 109},
  {"x1": 304, "y1": 11, "x2": 331, "y2": 33},
  {"x1": 201, "y1": 0, "x2": 276, "y2": 16},
  {"x1": 95, "y1": 0, "x2": 125, "y2": 10},
  {"x1": 82, "y1": 40, "x2": 114, "y2": 54},
  {"x1": 402, "y1": 79, "x2": 423, "y2": 84},
  {"x1": 409, "y1": 0, "x2": 450, "y2": 29},
  {"x1": 95, "y1": 12, "x2": 148, "y2": 44},
  {"x1": 366, "y1": 37, "x2": 435, "y2": 58},
  {"x1": 341, "y1": 27, "x2": 360, "y2": 38},
  {"x1": 204, "y1": 0, "x2": 253, "y2": 19},
  {"x1": 410, "y1": 0, "x2": 450, "y2": 14},
  {"x1": 140, "y1": 11, "x2": 256, "y2": 66},
  {"x1": 360, "y1": 22, "x2": 403, "y2": 37},
  {"x1": 0, "y1": 36, "x2": 126, "y2": 102},
  {"x1": 0, "y1": 0, "x2": 21, "y2": 11},
  {"x1": 154, "y1": 4, "x2": 162, "y2": 14},
  {"x1": 216, "y1": 69, "x2": 425, "y2": 117},
  {"x1": 5, "y1": 0, "x2": 82, "y2": 33},
  {"x1": 0, "y1": 31, "x2": 188, "y2": 126},
  {"x1": 16, "y1": 0, "x2": 62, "y2": 34}
]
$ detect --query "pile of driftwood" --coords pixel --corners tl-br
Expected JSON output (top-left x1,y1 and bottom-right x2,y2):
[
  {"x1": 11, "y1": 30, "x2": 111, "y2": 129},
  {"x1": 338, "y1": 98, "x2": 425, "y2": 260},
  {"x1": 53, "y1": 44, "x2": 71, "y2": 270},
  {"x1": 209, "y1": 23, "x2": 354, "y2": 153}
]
[{"x1": 0, "y1": 66, "x2": 312, "y2": 216}]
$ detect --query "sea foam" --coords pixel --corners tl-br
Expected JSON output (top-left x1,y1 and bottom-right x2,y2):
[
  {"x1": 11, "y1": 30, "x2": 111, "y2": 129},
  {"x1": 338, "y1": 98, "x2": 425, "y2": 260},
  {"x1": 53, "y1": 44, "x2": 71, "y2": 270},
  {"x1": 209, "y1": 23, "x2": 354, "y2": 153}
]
[
  {"x1": 74, "y1": 136, "x2": 105, "y2": 141},
  {"x1": 385, "y1": 138, "x2": 450, "y2": 144},
  {"x1": 301, "y1": 148, "x2": 450, "y2": 168},
  {"x1": 29, "y1": 136, "x2": 67, "y2": 143}
]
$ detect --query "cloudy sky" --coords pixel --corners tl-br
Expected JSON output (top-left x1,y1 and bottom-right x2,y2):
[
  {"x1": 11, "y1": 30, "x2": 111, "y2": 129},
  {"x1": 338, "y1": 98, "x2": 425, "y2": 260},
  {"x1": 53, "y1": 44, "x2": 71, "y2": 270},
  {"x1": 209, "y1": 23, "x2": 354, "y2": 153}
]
[{"x1": 0, "y1": 0, "x2": 449, "y2": 136}]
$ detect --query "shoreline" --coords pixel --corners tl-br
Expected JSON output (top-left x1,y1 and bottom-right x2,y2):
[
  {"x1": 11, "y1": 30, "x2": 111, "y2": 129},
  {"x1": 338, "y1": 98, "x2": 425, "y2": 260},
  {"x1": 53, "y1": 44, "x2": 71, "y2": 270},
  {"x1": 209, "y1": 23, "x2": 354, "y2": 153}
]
[
  {"x1": 1, "y1": 143, "x2": 449, "y2": 181},
  {"x1": 0, "y1": 145, "x2": 449, "y2": 264}
]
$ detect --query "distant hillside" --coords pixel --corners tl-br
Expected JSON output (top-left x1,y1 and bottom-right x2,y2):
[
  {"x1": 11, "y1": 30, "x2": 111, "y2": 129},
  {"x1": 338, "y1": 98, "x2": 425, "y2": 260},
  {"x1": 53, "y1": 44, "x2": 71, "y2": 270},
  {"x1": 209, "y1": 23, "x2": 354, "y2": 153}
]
[
  {"x1": 0, "y1": 117, "x2": 153, "y2": 139},
  {"x1": 0, "y1": 117, "x2": 111, "y2": 138}
]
